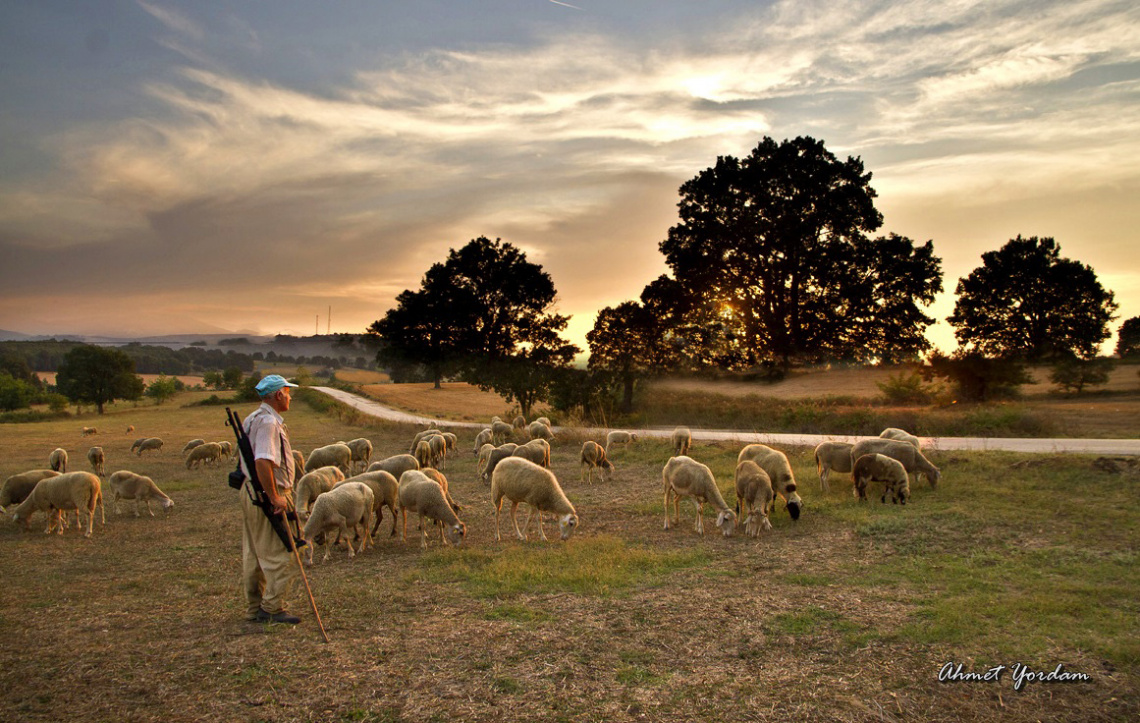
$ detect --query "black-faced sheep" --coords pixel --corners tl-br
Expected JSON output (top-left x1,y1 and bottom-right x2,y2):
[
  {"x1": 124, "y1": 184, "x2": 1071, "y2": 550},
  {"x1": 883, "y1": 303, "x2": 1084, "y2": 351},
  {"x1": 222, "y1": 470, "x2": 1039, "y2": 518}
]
[
  {"x1": 850, "y1": 438, "x2": 940, "y2": 489},
  {"x1": 852, "y1": 453, "x2": 911, "y2": 504},
  {"x1": 491, "y1": 457, "x2": 578, "y2": 542},
  {"x1": 661, "y1": 456, "x2": 736, "y2": 537},
  {"x1": 737, "y1": 444, "x2": 802, "y2": 521}
]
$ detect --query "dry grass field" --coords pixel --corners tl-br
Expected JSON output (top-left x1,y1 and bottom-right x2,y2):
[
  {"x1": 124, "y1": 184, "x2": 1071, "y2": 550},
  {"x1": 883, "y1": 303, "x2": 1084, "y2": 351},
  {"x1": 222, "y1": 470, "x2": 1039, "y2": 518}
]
[{"x1": 1, "y1": 388, "x2": 1137, "y2": 723}]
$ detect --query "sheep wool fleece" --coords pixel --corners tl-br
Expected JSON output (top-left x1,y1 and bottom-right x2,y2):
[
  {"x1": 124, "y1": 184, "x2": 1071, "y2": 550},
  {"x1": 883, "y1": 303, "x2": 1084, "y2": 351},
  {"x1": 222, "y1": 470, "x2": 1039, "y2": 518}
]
[{"x1": 240, "y1": 403, "x2": 298, "y2": 619}]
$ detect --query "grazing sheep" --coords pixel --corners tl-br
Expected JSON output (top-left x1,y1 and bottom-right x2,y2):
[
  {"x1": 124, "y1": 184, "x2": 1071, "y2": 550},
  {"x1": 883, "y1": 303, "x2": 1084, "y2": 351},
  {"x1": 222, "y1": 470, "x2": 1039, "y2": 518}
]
[
  {"x1": 490, "y1": 420, "x2": 514, "y2": 445},
  {"x1": 661, "y1": 456, "x2": 736, "y2": 537},
  {"x1": 136, "y1": 437, "x2": 164, "y2": 456},
  {"x1": 737, "y1": 444, "x2": 803, "y2": 521},
  {"x1": 473, "y1": 428, "x2": 493, "y2": 455},
  {"x1": 185, "y1": 442, "x2": 224, "y2": 470},
  {"x1": 481, "y1": 443, "x2": 519, "y2": 485},
  {"x1": 604, "y1": 430, "x2": 638, "y2": 456},
  {"x1": 420, "y1": 467, "x2": 461, "y2": 512},
  {"x1": 880, "y1": 427, "x2": 921, "y2": 449},
  {"x1": 398, "y1": 470, "x2": 466, "y2": 548},
  {"x1": 106, "y1": 470, "x2": 174, "y2": 517},
  {"x1": 305, "y1": 443, "x2": 353, "y2": 475},
  {"x1": 87, "y1": 446, "x2": 105, "y2": 477},
  {"x1": 1, "y1": 470, "x2": 61, "y2": 511},
  {"x1": 491, "y1": 457, "x2": 578, "y2": 542},
  {"x1": 512, "y1": 439, "x2": 551, "y2": 468},
  {"x1": 49, "y1": 448, "x2": 68, "y2": 473},
  {"x1": 130, "y1": 437, "x2": 147, "y2": 454},
  {"x1": 181, "y1": 439, "x2": 206, "y2": 456},
  {"x1": 295, "y1": 466, "x2": 347, "y2": 518},
  {"x1": 427, "y1": 433, "x2": 448, "y2": 469},
  {"x1": 533, "y1": 417, "x2": 551, "y2": 427},
  {"x1": 526, "y1": 421, "x2": 554, "y2": 442},
  {"x1": 217, "y1": 440, "x2": 233, "y2": 459},
  {"x1": 512, "y1": 415, "x2": 527, "y2": 430},
  {"x1": 852, "y1": 453, "x2": 911, "y2": 504},
  {"x1": 414, "y1": 440, "x2": 433, "y2": 469},
  {"x1": 10, "y1": 471, "x2": 102, "y2": 537},
  {"x1": 125, "y1": 425, "x2": 134, "y2": 433},
  {"x1": 850, "y1": 439, "x2": 940, "y2": 489},
  {"x1": 366, "y1": 454, "x2": 420, "y2": 480},
  {"x1": 813, "y1": 441, "x2": 854, "y2": 493},
  {"x1": 734, "y1": 461, "x2": 774, "y2": 537},
  {"x1": 81, "y1": 427, "x2": 97, "y2": 436},
  {"x1": 338, "y1": 470, "x2": 400, "y2": 537},
  {"x1": 579, "y1": 441, "x2": 614, "y2": 483},
  {"x1": 409, "y1": 429, "x2": 443, "y2": 455},
  {"x1": 344, "y1": 438, "x2": 373, "y2": 473},
  {"x1": 302, "y1": 482, "x2": 374, "y2": 563},
  {"x1": 441, "y1": 432, "x2": 457, "y2": 455},
  {"x1": 292, "y1": 450, "x2": 306, "y2": 483},
  {"x1": 671, "y1": 427, "x2": 692, "y2": 456}
]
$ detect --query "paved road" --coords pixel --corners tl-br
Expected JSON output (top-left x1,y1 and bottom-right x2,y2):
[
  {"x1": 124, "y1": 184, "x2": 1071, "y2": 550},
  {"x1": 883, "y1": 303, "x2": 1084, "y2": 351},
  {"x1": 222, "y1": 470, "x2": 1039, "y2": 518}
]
[{"x1": 312, "y1": 386, "x2": 1140, "y2": 456}]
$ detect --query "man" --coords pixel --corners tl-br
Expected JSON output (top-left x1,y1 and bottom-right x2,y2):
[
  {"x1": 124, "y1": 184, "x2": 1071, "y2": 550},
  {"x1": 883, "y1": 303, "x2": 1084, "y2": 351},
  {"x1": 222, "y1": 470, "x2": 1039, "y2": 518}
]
[{"x1": 240, "y1": 374, "x2": 302, "y2": 625}]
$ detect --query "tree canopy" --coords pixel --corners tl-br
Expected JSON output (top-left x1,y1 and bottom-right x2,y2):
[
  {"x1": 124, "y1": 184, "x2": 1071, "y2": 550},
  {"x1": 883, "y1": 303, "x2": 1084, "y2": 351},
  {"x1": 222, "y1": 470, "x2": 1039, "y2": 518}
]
[
  {"x1": 55, "y1": 345, "x2": 144, "y2": 414},
  {"x1": 1117, "y1": 317, "x2": 1140, "y2": 358},
  {"x1": 947, "y1": 236, "x2": 1117, "y2": 361}
]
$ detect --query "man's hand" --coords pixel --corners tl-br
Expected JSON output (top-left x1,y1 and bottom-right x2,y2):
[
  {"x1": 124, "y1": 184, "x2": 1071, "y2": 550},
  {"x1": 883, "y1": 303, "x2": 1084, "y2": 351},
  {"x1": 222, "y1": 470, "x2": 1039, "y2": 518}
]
[{"x1": 255, "y1": 458, "x2": 286, "y2": 514}]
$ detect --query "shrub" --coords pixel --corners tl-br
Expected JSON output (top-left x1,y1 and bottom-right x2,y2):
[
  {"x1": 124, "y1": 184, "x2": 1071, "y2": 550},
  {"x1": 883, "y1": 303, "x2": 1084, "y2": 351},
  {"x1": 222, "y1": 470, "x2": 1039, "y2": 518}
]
[
  {"x1": 876, "y1": 370, "x2": 938, "y2": 404},
  {"x1": 1049, "y1": 357, "x2": 1115, "y2": 393}
]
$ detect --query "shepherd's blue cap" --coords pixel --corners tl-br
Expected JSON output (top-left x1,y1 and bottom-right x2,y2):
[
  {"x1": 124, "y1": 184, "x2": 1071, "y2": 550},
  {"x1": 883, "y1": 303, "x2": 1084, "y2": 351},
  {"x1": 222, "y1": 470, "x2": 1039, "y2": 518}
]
[{"x1": 255, "y1": 374, "x2": 299, "y2": 396}]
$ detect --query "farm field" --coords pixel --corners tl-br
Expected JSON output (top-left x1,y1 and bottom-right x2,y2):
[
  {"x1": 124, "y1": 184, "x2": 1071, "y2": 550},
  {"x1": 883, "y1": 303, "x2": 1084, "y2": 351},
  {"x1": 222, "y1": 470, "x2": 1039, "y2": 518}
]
[{"x1": 1, "y1": 389, "x2": 1137, "y2": 722}]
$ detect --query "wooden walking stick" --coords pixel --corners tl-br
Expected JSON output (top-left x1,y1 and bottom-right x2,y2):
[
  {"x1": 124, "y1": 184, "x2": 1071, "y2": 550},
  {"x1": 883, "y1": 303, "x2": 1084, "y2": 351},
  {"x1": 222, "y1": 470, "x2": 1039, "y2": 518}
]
[{"x1": 280, "y1": 508, "x2": 330, "y2": 644}]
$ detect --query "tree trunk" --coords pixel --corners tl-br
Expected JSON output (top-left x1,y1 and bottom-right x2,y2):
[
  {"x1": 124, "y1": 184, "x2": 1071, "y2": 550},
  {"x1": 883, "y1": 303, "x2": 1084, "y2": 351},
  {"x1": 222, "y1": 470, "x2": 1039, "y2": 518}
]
[{"x1": 621, "y1": 374, "x2": 635, "y2": 414}]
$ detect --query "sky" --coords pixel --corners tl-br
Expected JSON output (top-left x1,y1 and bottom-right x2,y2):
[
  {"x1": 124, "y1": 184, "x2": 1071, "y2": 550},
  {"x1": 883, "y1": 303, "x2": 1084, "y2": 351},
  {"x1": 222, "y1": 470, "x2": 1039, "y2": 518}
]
[{"x1": 1, "y1": 0, "x2": 1138, "y2": 358}]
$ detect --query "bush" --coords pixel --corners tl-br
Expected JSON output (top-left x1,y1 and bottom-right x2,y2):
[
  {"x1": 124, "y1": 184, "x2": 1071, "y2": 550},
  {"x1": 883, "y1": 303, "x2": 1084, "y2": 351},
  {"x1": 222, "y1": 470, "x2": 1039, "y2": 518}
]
[
  {"x1": 876, "y1": 370, "x2": 938, "y2": 405},
  {"x1": 1049, "y1": 357, "x2": 1115, "y2": 393}
]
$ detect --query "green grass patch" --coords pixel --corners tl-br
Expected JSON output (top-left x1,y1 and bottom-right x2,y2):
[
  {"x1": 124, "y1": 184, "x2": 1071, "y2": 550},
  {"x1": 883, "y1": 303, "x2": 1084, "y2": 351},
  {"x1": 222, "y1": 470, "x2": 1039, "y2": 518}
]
[{"x1": 482, "y1": 602, "x2": 555, "y2": 624}]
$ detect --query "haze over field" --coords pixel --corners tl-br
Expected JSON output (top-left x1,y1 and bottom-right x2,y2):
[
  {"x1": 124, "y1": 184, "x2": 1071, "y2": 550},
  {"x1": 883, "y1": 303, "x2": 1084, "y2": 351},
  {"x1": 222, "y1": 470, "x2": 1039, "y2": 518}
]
[{"x1": 1, "y1": 1, "x2": 1137, "y2": 354}]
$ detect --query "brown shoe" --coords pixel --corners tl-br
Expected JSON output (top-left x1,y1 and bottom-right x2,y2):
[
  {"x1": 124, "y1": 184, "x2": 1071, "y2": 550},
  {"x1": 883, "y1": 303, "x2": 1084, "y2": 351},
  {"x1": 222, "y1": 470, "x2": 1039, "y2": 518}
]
[{"x1": 254, "y1": 609, "x2": 301, "y2": 625}]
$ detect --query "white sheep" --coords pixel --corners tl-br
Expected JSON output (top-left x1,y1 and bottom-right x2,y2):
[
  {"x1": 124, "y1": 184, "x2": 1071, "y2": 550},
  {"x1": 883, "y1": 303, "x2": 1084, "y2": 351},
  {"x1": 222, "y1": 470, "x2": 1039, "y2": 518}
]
[
  {"x1": 130, "y1": 437, "x2": 146, "y2": 454},
  {"x1": 302, "y1": 481, "x2": 374, "y2": 563},
  {"x1": 185, "y1": 442, "x2": 224, "y2": 470},
  {"x1": 512, "y1": 439, "x2": 551, "y2": 468},
  {"x1": 337, "y1": 470, "x2": 400, "y2": 538},
  {"x1": 292, "y1": 450, "x2": 306, "y2": 483},
  {"x1": 0, "y1": 469, "x2": 61, "y2": 511},
  {"x1": 661, "y1": 456, "x2": 736, "y2": 537},
  {"x1": 734, "y1": 460, "x2": 774, "y2": 537},
  {"x1": 87, "y1": 446, "x2": 106, "y2": 477},
  {"x1": 295, "y1": 466, "x2": 348, "y2": 518},
  {"x1": 409, "y1": 428, "x2": 443, "y2": 454},
  {"x1": 10, "y1": 471, "x2": 102, "y2": 537},
  {"x1": 49, "y1": 448, "x2": 68, "y2": 473},
  {"x1": 526, "y1": 420, "x2": 554, "y2": 441},
  {"x1": 398, "y1": 470, "x2": 466, "y2": 548},
  {"x1": 345, "y1": 438, "x2": 373, "y2": 473},
  {"x1": 604, "y1": 430, "x2": 638, "y2": 456},
  {"x1": 106, "y1": 470, "x2": 174, "y2": 517},
  {"x1": 216, "y1": 440, "x2": 233, "y2": 459},
  {"x1": 181, "y1": 439, "x2": 206, "y2": 456},
  {"x1": 852, "y1": 453, "x2": 911, "y2": 504},
  {"x1": 473, "y1": 428, "x2": 493, "y2": 455},
  {"x1": 491, "y1": 457, "x2": 579, "y2": 542},
  {"x1": 512, "y1": 415, "x2": 527, "y2": 430},
  {"x1": 366, "y1": 454, "x2": 420, "y2": 480},
  {"x1": 490, "y1": 420, "x2": 514, "y2": 445},
  {"x1": 441, "y1": 432, "x2": 457, "y2": 455},
  {"x1": 671, "y1": 427, "x2": 692, "y2": 456},
  {"x1": 880, "y1": 427, "x2": 921, "y2": 449},
  {"x1": 533, "y1": 416, "x2": 552, "y2": 427},
  {"x1": 427, "y1": 433, "x2": 448, "y2": 469},
  {"x1": 813, "y1": 441, "x2": 854, "y2": 493},
  {"x1": 305, "y1": 442, "x2": 353, "y2": 475},
  {"x1": 136, "y1": 437, "x2": 164, "y2": 456},
  {"x1": 480, "y1": 443, "x2": 519, "y2": 485},
  {"x1": 737, "y1": 444, "x2": 803, "y2": 521},
  {"x1": 850, "y1": 438, "x2": 940, "y2": 489},
  {"x1": 414, "y1": 439, "x2": 433, "y2": 469},
  {"x1": 81, "y1": 427, "x2": 97, "y2": 436},
  {"x1": 580, "y1": 441, "x2": 614, "y2": 483}
]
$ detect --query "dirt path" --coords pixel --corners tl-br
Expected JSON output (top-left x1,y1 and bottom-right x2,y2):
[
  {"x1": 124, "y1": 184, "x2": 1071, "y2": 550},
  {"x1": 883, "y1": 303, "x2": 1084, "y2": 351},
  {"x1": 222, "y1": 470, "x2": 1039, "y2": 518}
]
[{"x1": 313, "y1": 387, "x2": 1140, "y2": 455}]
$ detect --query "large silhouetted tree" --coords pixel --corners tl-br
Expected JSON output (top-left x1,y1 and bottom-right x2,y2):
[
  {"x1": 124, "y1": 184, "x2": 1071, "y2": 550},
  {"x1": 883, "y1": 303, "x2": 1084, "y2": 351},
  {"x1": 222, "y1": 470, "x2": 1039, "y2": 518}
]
[
  {"x1": 1116, "y1": 317, "x2": 1140, "y2": 358},
  {"x1": 587, "y1": 301, "x2": 666, "y2": 413},
  {"x1": 948, "y1": 236, "x2": 1117, "y2": 361},
  {"x1": 55, "y1": 345, "x2": 144, "y2": 414}
]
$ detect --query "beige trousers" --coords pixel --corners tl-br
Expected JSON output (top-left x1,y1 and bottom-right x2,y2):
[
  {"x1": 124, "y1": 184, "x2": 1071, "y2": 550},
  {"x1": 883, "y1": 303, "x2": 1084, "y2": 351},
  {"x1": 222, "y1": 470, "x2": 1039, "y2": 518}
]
[{"x1": 241, "y1": 488, "x2": 298, "y2": 618}]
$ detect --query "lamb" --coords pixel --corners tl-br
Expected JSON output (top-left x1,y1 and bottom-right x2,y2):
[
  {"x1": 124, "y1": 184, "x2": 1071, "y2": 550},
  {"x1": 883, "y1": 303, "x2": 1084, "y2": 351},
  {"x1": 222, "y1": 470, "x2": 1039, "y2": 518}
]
[
  {"x1": 343, "y1": 437, "x2": 373, "y2": 473},
  {"x1": 81, "y1": 426, "x2": 97, "y2": 436},
  {"x1": 185, "y1": 442, "x2": 224, "y2": 470},
  {"x1": 579, "y1": 441, "x2": 613, "y2": 483},
  {"x1": 512, "y1": 439, "x2": 551, "y2": 468},
  {"x1": 10, "y1": 471, "x2": 102, "y2": 537},
  {"x1": 87, "y1": 446, "x2": 105, "y2": 477},
  {"x1": 490, "y1": 420, "x2": 514, "y2": 445},
  {"x1": 0, "y1": 470, "x2": 61, "y2": 511},
  {"x1": 850, "y1": 439, "x2": 940, "y2": 489},
  {"x1": 491, "y1": 457, "x2": 578, "y2": 542},
  {"x1": 661, "y1": 456, "x2": 736, "y2": 537},
  {"x1": 338, "y1": 470, "x2": 400, "y2": 537},
  {"x1": 734, "y1": 460, "x2": 774, "y2": 537},
  {"x1": 473, "y1": 428, "x2": 493, "y2": 455},
  {"x1": 481, "y1": 443, "x2": 519, "y2": 485},
  {"x1": 880, "y1": 427, "x2": 921, "y2": 449},
  {"x1": 852, "y1": 453, "x2": 911, "y2": 504},
  {"x1": 737, "y1": 444, "x2": 803, "y2": 521},
  {"x1": 366, "y1": 454, "x2": 420, "y2": 480},
  {"x1": 671, "y1": 427, "x2": 692, "y2": 456},
  {"x1": 813, "y1": 441, "x2": 854, "y2": 493},
  {"x1": 295, "y1": 466, "x2": 348, "y2": 518},
  {"x1": 136, "y1": 437, "x2": 164, "y2": 456},
  {"x1": 181, "y1": 439, "x2": 206, "y2": 456},
  {"x1": 526, "y1": 420, "x2": 554, "y2": 441},
  {"x1": 49, "y1": 448, "x2": 68, "y2": 473},
  {"x1": 604, "y1": 430, "x2": 638, "y2": 456},
  {"x1": 130, "y1": 437, "x2": 147, "y2": 454},
  {"x1": 398, "y1": 470, "x2": 466, "y2": 548},
  {"x1": 301, "y1": 481, "x2": 374, "y2": 563},
  {"x1": 106, "y1": 470, "x2": 174, "y2": 517},
  {"x1": 305, "y1": 442, "x2": 353, "y2": 475}
]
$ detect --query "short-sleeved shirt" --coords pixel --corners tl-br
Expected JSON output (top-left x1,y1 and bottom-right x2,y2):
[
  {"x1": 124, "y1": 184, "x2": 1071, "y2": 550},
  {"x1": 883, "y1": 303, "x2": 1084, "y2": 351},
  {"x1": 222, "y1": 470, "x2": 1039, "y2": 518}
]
[{"x1": 241, "y1": 402, "x2": 295, "y2": 491}]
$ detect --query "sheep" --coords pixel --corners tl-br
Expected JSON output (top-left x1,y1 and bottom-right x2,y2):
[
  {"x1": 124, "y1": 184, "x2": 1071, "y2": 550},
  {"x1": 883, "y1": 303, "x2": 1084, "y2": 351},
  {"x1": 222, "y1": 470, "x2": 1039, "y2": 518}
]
[
  {"x1": 880, "y1": 427, "x2": 921, "y2": 449},
  {"x1": 217, "y1": 440, "x2": 233, "y2": 459},
  {"x1": 473, "y1": 428, "x2": 493, "y2": 455},
  {"x1": 130, "y1": 437, "x2": 146, "y2": 454},
  {"x1": 734, "y1": 460, "x2": 774, "y2": 537},
  {"x1": 661, "y1": 456, "x2": 736, "y2": 537},
  {"x1": 106, "y1": 470, "x2": 174, "y2": 517},
  {"x1": 342, "y1": 437, "x2": 373, "y2": 473},
  {"x1": 301, "y1": 481, "x2": 374, "y2": 563},
  {"x1": 292, "y1": 450, "x2": 306, "y2": 483},
  {"x1": 490, "y1": 420, "x2": 514, "y2": 445},
  {"x1": 87, "y1": 446, "x2": 105, "y2": 477},
  {"x1": 533, "y1": 417, "x2": 551, "y2": 427},
  {"x1": 337, "y1": 470, "x2": 400, "y2": 538},
  {"x1": 398, "y1": 470, "x2": 466, "y2": 548},
  {"x1": 580, "y1": 441, "x2": 614, "y2": 483},
  {"x1": 366, "y1": 454, "x2": 420, "y2": 480},
  {"x1": 604, "y1": 430, "x2": 638, "y2": 456},
  {"x1": 295, "y1": 466, "x2": 348, "y2": 518},
  {"x1": 441, "y1": 432, "x2": 457, "y2": 455},
  {"x1": 426, "y1": 433, "x2": 448, "y2": 469},
  {"x1": 185, "y1": 442, "x2": 224, "y2": 470},
  {"x1": 480, "y1": 443, "x2": 519, "y2": 485},
  {"x1": 420, "y1": 467, "x2": 462, "y2": 513},
  {"x1": 81, "y1": 427, "x2": 97, "y2": 436},
  {"x1": 671, "y1": 427, "x2": 692, "y2": 456},
  {"x1": 49, "y1": 448, "x2": 68, "y2": 473},
  {"x1": 125, "y1": 425, "x2": 134, "y2": 433},
  {"x1": 136, "y1": 437, "x2": 164, "y2": 456},
  {"x1": 491, "y1": 457, "x2": 578, "y2": 542},
  {"x1": 10, "y1": 471, "x2": 102, "y2": 537},
  {"x1": 413, "y1": 440, "x2": 433, "y2": 469},
  {"x1": 526, "y1": 420, "x2": 554, "y2": 441},
  {"x1": 852, "y1": 453, "x2": 911, "y2": 504},
  {"x1": 0, "y1": 470, "x2": 61, "y2": 511},
  {"x1": 305, "y1": 442, "x2": 353, "y2": 475},
  {"x1": 850, "y1": 439, "x2": 941, "y2": 489},
  {"x1": 813, "y1": 441, "x2": 854, "y2": 493},
  {"x1": 181, "y1": 439, "x2": 206, "y2": 456},
  {"x1": 512, "y1": 439, "x2": 551, "y2": 468},
  {"x1": 409, "y1": 428, "x2": 443, "y2": 454},
  {"x1": 512, "y1": 415, "x2": 527, "y2": 430},
  {"x1": 737, "y1": 444, "x2": 802, "y2": 521}
]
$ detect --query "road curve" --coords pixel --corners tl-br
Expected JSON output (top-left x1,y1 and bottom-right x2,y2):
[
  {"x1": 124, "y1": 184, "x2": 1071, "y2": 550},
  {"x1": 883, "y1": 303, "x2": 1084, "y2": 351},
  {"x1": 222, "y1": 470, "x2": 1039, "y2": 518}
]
[{"x1": 311, "y1": 386, "x2": 1140, "y2": 456}]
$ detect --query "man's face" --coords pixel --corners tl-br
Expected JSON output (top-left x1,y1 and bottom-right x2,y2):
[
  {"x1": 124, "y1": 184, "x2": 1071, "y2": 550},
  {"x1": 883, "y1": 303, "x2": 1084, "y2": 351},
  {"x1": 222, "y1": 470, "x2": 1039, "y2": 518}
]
[{"x1": 272, "y1": 387, "x2": 292, "y2": 411}]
